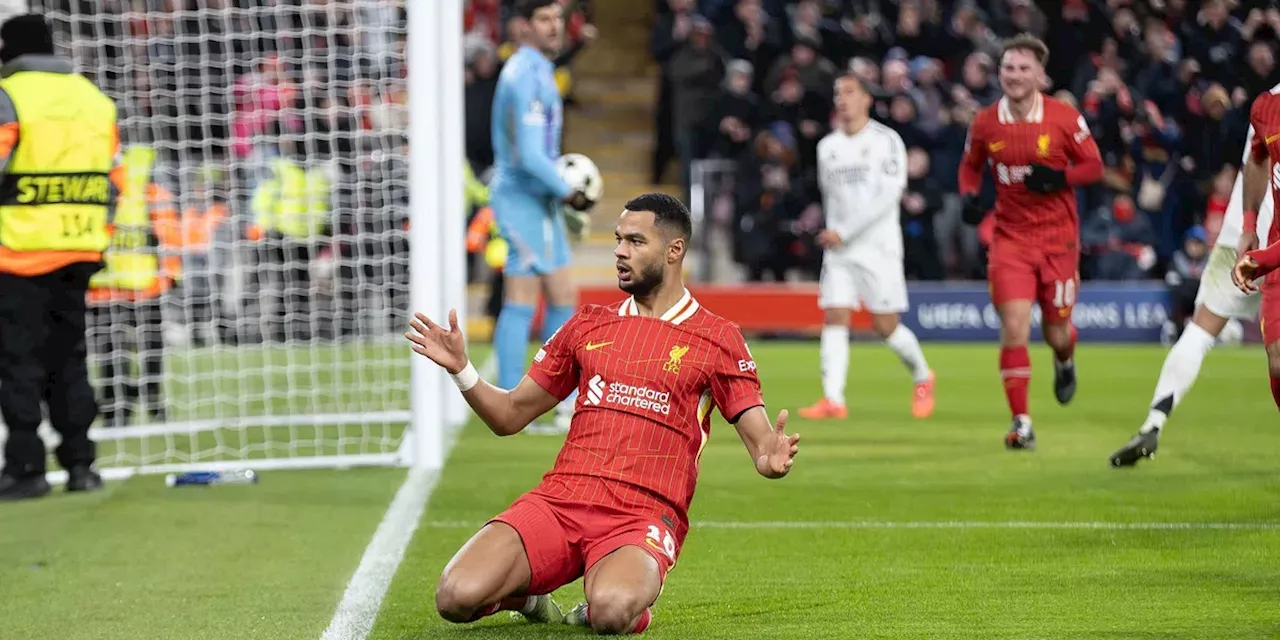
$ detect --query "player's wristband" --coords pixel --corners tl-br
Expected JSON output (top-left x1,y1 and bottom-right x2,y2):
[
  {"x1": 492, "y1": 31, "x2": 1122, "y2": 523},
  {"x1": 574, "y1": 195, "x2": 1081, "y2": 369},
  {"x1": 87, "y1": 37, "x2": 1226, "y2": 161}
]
[
  {"x1": 1244, "y1": 209, "x2": 1259, "y2": 234},
  {"x1": 450, "y1": 361, "x2": 480, "y2": 392}
]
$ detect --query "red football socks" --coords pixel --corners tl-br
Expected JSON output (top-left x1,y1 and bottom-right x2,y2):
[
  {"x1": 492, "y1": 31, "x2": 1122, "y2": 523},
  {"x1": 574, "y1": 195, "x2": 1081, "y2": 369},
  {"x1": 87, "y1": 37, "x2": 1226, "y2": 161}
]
[
  {"x1": 1271, "y1": 376, "x2": 1280, "y2": 411},
  {"x1": 634, "y1": 608, "x2": 653, "y2": 633},
  {"x1": 1000, "y1": 346, "x2": 1032, "y2": 417}
]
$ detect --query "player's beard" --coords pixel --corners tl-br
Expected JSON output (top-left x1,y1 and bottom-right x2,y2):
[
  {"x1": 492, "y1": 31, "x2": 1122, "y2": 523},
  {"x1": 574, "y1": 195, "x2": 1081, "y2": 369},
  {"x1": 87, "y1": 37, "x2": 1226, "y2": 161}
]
[{"x1": 619, "y1": 260, "x2": 665, "y2": 297}]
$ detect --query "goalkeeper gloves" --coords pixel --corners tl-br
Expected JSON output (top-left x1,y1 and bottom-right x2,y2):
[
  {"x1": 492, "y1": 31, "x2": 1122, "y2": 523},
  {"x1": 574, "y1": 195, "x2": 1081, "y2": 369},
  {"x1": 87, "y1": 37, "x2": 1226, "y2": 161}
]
[
  {"x1": 564, "y1": 210, "x2": 590, "y2": 242},
  {"x1": 1024, "y1": 164, "x2": 1068, "y2": 193},
  {"x1": 961, "y1": 194, "x2": 987, "y2": 225},
  {"x1": 563, "y1": 189, "x2": 595, "y2": 212}
]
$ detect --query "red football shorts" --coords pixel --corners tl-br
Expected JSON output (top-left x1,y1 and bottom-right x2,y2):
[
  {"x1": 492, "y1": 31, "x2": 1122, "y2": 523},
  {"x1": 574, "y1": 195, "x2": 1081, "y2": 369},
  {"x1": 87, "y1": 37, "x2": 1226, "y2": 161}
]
[
  {"x1": 987, "y1": 243, "x2": 1080, "y2": 322},
  {"x1": 1261, "y1": 277, "x2": 1280, "y2": 346},
  {"x1": 490, "y1": 491, "x2": 683, "y2": 596}
]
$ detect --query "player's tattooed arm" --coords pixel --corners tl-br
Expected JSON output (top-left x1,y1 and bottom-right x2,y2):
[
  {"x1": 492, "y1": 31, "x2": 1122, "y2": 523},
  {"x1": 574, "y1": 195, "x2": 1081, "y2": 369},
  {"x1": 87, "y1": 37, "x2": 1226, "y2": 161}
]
[
  {"x1": 405, "y1": 310, "x2": 559, "y2": 436},
  {"x1": 732, "y1": 407, "x2": 800, "y2": 479}
]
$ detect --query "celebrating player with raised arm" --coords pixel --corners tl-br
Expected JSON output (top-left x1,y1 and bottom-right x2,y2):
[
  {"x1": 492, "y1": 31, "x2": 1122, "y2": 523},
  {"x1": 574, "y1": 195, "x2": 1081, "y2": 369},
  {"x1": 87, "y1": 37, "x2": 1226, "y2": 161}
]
[
  {"x1": 1110, "y1": 123, "x2": 1275, "y2": 466},
  {"x1": 799, "y1": 72, "x2": 935, "y2": 421},
  {"x1": 957, "y1": 34, "x2": 1103, "y2": 450},
  {"x1": 1229, "y1": 89, "x2": 1280, "y2": 410},
  {"x1": 406, "y1": 193, "x2": 799, "y2": 634}
]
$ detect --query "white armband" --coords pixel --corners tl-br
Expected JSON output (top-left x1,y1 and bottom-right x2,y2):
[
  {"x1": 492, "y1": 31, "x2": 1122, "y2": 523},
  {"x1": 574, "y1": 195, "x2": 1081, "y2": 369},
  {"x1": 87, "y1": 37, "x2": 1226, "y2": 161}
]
[{"x1": 450, "y1": 361, "x2": 480, "y2": 392}]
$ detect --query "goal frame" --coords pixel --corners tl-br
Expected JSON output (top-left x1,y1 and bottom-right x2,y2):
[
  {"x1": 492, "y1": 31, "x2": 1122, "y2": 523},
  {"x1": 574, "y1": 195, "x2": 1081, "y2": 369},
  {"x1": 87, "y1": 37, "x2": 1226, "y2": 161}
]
[{"x1": 2, "y1": 0, "x2": 467, "y2": 480}]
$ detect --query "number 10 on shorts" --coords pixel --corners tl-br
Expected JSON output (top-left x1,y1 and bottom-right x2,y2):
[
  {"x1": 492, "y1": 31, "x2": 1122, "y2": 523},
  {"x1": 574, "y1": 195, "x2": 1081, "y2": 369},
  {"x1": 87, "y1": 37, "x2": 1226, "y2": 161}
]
[
  {"x1": 1052, "y1": 278, "x2": 1076, "y2": 309},
  {"x1": 646, "y1": 525, "x2": 676, "y2": 560}
]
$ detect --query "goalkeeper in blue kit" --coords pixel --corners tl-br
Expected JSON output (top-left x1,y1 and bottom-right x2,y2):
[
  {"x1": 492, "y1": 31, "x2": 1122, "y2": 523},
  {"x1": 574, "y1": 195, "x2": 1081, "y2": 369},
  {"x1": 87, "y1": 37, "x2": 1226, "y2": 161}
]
[{"x1": 491, "y1": 0, "x2": 594, "y2": 432}]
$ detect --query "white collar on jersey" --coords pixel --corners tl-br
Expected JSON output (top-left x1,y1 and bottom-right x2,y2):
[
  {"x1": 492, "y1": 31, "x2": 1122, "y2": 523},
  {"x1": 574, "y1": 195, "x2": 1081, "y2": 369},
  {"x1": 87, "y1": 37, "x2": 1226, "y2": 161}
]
[
  {"x1": 997, "y1": 92, "x2": 1044, "y2": 124},
  {"x1": 619, "y1": 288, "x2": 700, "y2": 325}
]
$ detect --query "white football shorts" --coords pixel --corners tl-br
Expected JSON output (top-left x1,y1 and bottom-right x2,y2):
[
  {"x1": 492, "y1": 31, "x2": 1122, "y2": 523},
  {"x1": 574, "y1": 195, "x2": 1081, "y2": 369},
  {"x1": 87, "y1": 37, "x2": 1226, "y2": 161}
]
[
  {"x1": 818, "y1": 253, "x2": 909, "y2": 314},
  {"x1": 1195, "y1": 244, "x2": 1261, "y2": 320}
]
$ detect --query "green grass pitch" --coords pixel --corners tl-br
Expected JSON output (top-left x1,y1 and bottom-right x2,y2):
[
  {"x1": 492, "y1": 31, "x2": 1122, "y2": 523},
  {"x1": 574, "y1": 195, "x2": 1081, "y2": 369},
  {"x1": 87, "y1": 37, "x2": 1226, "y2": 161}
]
[{"x1": 3, "y1": 342, "x2": 1279, "y2": 640}]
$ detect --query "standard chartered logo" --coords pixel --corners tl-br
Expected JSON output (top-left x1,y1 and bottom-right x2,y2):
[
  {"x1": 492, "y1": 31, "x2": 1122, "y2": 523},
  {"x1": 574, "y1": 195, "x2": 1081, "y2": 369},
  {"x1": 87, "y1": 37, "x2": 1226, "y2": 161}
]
[
  {"x1": 585, "y1": 374, "x2": 671, "y2": 416},
  {"x1": 587, "y1": 375, "x2": 606, "y2": 405},
  {"x1": 994, "y1": 163, "x2": 1033, "y2": 186}
]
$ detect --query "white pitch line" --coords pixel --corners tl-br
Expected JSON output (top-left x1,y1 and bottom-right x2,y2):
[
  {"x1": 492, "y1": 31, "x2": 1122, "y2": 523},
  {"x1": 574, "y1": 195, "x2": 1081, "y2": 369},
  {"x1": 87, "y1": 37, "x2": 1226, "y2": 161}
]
[
  {"x1": 320, "y1": 466, "x2": 438, "y2": 640},
  {"x1": 423, "y1": 520, "x2": 1280, "y2": 531}
]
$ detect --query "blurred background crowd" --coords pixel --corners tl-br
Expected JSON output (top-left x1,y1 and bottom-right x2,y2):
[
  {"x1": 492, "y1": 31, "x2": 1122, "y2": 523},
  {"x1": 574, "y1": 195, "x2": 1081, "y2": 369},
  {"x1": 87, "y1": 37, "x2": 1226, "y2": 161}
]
[
  {"x1": 31, "y1": 0, "x2": 1277, "y2": 344},
  {"x1": 650, "y1": 0, "x2": 1269, "y2": 286}
]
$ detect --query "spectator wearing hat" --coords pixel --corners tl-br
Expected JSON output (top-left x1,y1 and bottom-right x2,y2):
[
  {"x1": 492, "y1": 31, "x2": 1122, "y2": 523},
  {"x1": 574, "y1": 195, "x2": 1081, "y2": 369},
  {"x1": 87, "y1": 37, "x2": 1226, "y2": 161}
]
[{"x1": 908, "y1": 56, "x2": 948, "y2": 135}]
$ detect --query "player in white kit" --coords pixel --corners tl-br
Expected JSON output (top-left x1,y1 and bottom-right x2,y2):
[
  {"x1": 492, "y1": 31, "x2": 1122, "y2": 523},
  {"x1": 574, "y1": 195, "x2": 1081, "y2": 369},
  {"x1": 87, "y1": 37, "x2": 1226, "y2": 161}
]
[
  {"x1": 1109, "y1": 123, "x2": 1274, "y2": 466},
  {"x1": 799, "y1": 73, "x2": 936, "y2": 421}
]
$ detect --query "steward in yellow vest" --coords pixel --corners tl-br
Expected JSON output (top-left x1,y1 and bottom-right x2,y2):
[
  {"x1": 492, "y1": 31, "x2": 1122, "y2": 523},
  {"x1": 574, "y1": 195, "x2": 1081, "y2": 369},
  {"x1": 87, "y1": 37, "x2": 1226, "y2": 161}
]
[
  {"x1": 87, "y1": 145, "x2": 180, "y2": 428},
  {"x1": 0, "y1": 15, "x2": 115, "y2": 500},
  {"x1": 249, "y1": 141, "x2": 333, "y2": 342}
]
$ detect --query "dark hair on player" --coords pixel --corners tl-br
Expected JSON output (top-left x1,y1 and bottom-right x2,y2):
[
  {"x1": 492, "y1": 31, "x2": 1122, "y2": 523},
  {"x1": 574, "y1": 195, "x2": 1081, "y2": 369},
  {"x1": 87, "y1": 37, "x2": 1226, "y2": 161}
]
[
  {"x1": 515, "y1": 0, "x2": 558, "y2": 20},
  {"x1": 1001, "y1": 33, "x2": 1049, "y2": 66},
  {"x1": 625, "y1": 193, "x2": 693, "y2": 243}
]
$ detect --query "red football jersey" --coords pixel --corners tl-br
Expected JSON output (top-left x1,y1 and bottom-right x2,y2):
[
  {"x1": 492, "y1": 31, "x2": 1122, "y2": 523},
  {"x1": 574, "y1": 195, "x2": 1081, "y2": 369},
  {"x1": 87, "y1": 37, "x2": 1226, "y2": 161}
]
[
  {"x1": 958, "y1": 93, "x2": 1102, "y2": 253},
  {"x1": 526, "y1": 290, "x2": 765, "y2": 527},
  {"x1": 1248, "y1": 90, "x2": 1280, "y2": 249}
]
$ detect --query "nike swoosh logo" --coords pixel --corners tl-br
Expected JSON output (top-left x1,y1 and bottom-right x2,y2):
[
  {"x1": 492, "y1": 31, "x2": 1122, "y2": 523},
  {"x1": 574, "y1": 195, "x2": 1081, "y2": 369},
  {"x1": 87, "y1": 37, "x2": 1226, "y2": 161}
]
[
  {"x1": 584, "y1": 341, "x2": 613, "y2": 351},
  {"x1": 1268, "y1": 133, "x2": 1280, "y2": 144}
]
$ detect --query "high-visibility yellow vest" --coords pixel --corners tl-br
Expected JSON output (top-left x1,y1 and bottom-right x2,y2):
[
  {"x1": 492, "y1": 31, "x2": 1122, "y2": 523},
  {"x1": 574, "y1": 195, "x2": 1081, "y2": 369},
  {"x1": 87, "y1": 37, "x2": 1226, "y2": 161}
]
[
  {"x1": 0, "y1": 69, "x2": 116, "y2": 253},
  {"x1": 90, "y1": 146, "x2": 161, "y2": 292},
  {"x1": 252, "y1": 158, "x2": 330, "y2": 240}
]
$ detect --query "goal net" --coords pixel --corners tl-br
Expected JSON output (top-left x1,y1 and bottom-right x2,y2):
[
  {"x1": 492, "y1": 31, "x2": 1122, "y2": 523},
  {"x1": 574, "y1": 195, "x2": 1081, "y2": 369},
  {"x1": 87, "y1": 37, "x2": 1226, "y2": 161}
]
[{"x1": 24, "y1": 0, "x2": 428, "y2": 477}]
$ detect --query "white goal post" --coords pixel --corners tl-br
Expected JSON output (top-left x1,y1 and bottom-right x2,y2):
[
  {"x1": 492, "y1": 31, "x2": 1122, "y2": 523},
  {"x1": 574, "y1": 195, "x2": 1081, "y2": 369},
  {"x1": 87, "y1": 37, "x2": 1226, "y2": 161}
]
[{"x1": 8, "y1": 0, "x2": 466, "y2": 480}]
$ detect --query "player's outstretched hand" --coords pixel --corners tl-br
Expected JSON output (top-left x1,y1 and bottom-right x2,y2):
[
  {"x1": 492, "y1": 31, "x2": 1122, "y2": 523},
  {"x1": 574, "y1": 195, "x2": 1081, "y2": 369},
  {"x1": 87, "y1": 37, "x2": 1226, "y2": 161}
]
[
  {"x1": 756, "y1": 409, "x2": 800, "y2": 479},
  {"x1": 1232, "y1": 254, "x2": 1262, "y2": 294},
  {"x1": 405, "y1": 309, "x2": 468, "y2": 374}
]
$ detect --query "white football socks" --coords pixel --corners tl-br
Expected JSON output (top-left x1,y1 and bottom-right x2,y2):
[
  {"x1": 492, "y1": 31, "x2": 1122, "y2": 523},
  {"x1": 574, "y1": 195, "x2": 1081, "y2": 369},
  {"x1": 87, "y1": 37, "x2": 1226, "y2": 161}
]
[
  {"x1": 1143, "y1": 322, "x2": 1218, "y2": 433},
  {"x1": 885, "y1": 325, "x2": 932, "y2": 383},
  {"x1": 820, "y1": 325, "x2": 849, "y2": 405}
]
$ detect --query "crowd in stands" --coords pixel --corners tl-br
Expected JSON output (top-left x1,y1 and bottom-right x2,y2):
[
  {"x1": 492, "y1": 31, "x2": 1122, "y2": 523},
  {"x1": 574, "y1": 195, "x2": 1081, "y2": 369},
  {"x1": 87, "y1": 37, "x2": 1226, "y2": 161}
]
[{"x1": 652, "y1": 0, "x2": 1274, "y2": 285}]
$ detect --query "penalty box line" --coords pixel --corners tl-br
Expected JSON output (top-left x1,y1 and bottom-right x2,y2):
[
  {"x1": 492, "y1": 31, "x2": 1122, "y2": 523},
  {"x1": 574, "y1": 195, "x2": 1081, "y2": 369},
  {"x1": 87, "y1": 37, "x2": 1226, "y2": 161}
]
[{"x1": 423, "y1": 520, "x2": 1280, "y2": 531}]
